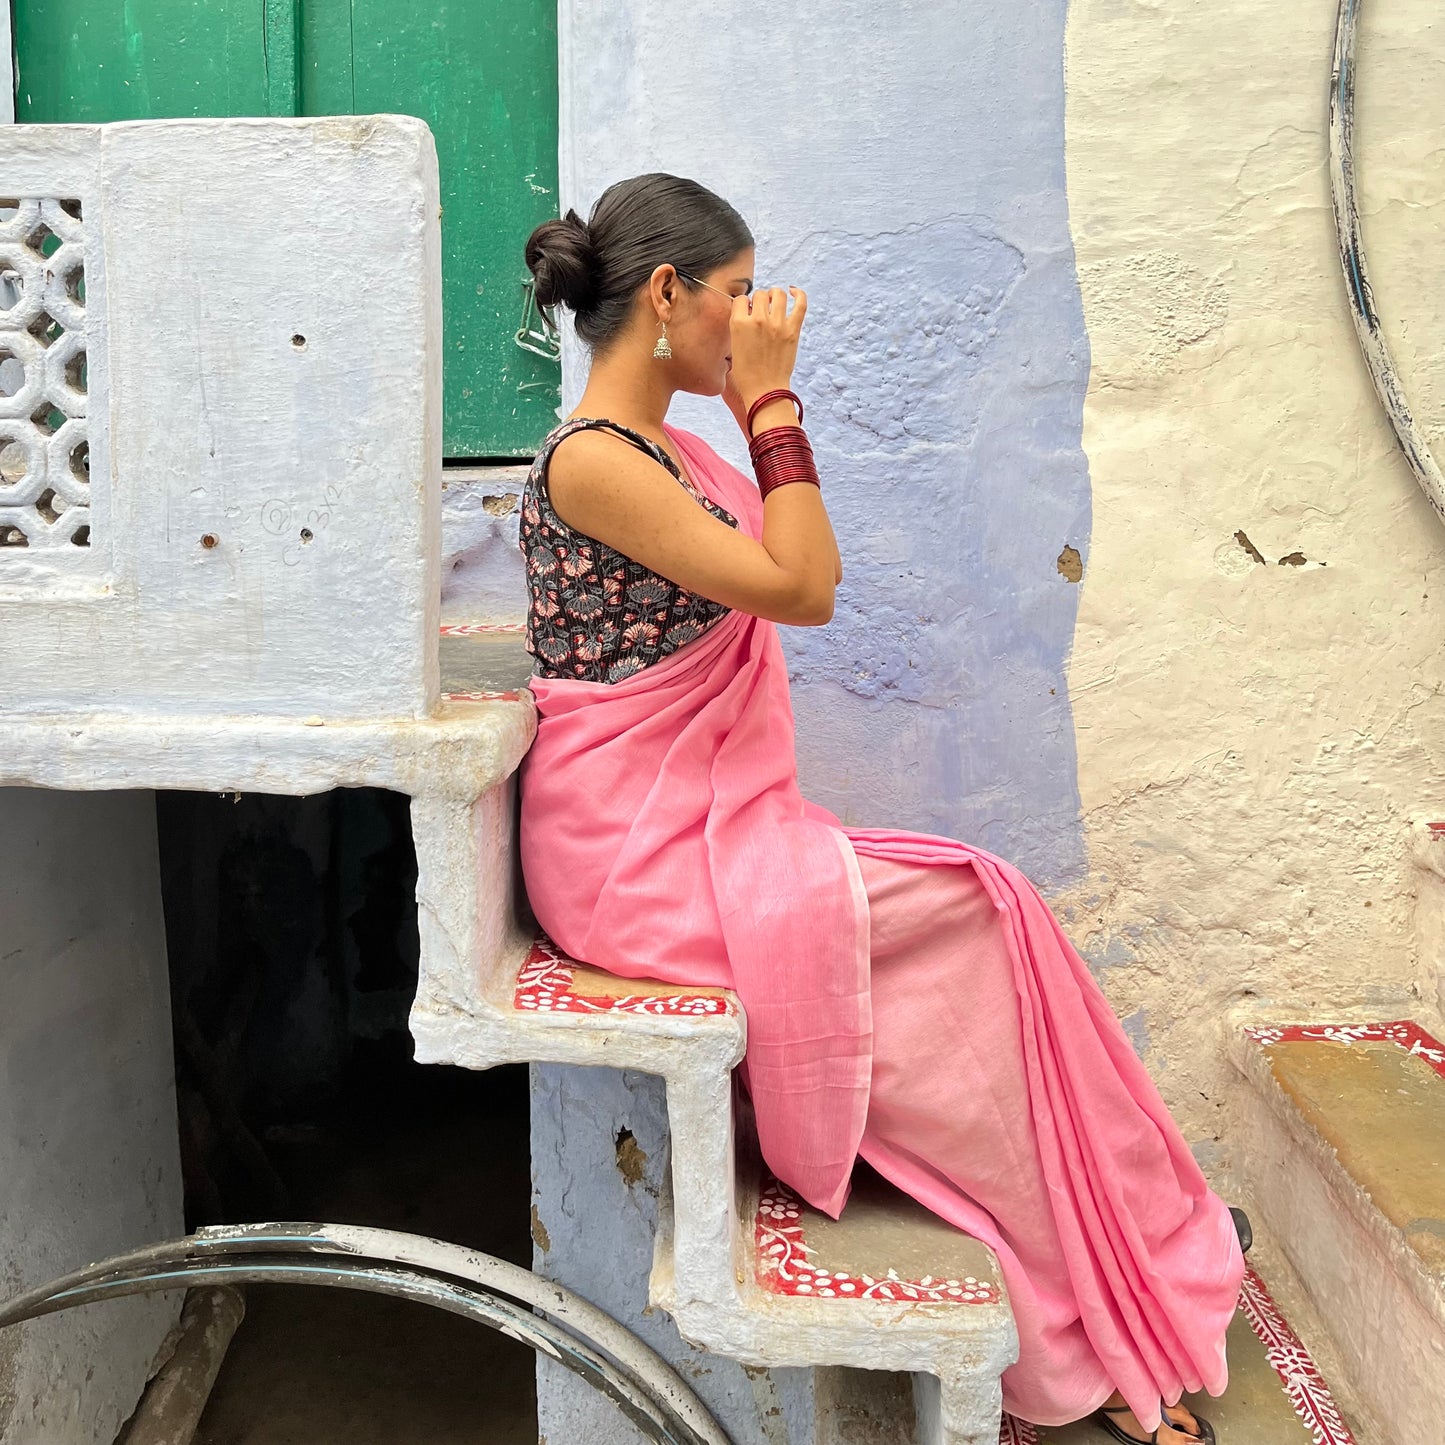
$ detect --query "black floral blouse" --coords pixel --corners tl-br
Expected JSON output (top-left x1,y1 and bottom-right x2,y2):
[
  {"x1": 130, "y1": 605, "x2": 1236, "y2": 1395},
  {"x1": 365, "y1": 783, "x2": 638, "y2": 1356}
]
[{"x1": 519, "y1": 417, "x2": 739, "y2": 683}]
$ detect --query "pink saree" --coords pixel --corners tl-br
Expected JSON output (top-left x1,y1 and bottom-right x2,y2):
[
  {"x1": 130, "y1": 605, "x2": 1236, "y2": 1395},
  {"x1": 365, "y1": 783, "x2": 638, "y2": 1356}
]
[{"x1": 518, "y1": 422, "x2": 1244, "y2": 1430}]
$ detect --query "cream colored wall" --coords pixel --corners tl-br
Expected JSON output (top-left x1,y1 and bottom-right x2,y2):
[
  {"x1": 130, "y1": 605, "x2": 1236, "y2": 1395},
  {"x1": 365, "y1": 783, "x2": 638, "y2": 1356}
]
[{"x1": 1059, "y1": 0, "x2": 1445, "y2": 1163}]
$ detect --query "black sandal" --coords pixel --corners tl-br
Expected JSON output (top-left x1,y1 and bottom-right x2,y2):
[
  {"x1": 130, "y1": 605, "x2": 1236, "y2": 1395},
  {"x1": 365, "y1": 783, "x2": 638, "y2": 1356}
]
[
  {"x1": 1230, "y1": 1205, "x2": 1253, "y2": 1255},
  {"x1": 1092, "y1": 1402, "x2": 1216, "y2": 1445}
]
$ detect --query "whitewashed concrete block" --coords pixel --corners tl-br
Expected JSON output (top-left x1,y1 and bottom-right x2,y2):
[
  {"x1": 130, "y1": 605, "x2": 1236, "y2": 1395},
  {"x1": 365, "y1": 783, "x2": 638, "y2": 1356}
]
[
  {"x1": 0, "y1": 117, "x2": 442, "y2": 719},
  {"x1": 1227, "y1": 1017, "x2": 1442, "y2": 1443},
  {"x1": 0, "y1": 788, "x2": 183, "y2": 1443},
  {"x1": 416, "y1": 940, "x2": 1017, "y2": 1445}
]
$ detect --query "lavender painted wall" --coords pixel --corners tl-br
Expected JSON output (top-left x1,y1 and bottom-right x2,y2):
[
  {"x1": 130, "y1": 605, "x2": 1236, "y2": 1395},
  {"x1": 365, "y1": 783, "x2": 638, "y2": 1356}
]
[{"x1": 557, "y1": 0, "x2": 1091, "y2": 886}]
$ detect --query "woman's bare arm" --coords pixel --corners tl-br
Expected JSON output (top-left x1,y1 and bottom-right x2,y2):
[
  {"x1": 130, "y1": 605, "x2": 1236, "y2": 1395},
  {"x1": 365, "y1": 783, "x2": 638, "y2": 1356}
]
[{"x1": 547, "y1": 427, "x2": 838, "y2": 626}]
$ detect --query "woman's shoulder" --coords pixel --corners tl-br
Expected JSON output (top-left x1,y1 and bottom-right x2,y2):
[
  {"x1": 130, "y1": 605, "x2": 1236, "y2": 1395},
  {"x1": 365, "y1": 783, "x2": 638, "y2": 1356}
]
[
  {"x1": 538, "y1": 416, "x2": 668, "y2": 467},
  {"x1": 536, "y1": 415, "x2": 606, "y2": 454},
  {"x1": 530, "y1": 419, "x2": 643, "y2": 494}
]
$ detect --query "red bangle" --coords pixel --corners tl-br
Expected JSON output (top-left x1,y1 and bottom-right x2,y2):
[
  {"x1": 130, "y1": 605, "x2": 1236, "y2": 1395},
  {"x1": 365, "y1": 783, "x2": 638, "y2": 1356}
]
[
  {"x1": 749, "y1": 423, "x2": 820, "y2": 499},
  {"x1": 746, "y1": 388, "x2": 804, "y2": 436}
]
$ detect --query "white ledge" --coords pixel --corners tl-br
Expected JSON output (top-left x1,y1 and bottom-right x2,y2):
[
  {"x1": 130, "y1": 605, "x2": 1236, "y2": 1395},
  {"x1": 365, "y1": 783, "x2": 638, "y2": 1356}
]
[{"x1": 0, "y1": 698, "x2": 535, "y2": 799}]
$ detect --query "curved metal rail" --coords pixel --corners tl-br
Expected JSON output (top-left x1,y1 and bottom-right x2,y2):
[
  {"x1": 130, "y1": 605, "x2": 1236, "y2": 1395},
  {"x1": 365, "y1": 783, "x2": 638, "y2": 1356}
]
[
  {"x1": 1329, "y1": 0, "x2": 1445, "y2": 522},
  {"x1": 0, "y1": 1223, "x2": 732, "y2": 1445}
]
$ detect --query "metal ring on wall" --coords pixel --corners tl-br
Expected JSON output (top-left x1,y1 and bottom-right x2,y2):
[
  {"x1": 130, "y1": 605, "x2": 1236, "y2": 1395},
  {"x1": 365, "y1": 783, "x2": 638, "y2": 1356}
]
[{"x1": 1330, "y1": 0, "x2": 1445, "y2": 523}]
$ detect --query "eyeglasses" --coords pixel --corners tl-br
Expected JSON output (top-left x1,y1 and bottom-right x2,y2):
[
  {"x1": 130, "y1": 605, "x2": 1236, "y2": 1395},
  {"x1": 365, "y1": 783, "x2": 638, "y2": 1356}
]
[{"x1": 675, "y1": 267, "x2": 751, "y2": 304}]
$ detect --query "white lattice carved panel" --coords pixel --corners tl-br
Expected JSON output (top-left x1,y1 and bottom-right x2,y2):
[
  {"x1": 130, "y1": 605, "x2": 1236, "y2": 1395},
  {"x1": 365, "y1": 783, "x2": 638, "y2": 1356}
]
[{"x1": 0, "y1": 198, "x2": 90, "y2": 551}]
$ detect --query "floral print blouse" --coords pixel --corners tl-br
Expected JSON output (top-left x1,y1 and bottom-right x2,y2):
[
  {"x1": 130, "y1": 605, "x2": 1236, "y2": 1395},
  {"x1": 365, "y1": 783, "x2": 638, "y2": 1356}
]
[{"x1": 519, "y1": 417, "x2": 739, "y2": 684}]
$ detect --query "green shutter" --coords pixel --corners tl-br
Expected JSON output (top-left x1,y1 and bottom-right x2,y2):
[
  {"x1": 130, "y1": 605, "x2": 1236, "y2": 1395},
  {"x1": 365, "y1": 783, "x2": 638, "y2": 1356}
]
[{"x1": 14, "y1": 1, "x2": 561, "y2": 457}]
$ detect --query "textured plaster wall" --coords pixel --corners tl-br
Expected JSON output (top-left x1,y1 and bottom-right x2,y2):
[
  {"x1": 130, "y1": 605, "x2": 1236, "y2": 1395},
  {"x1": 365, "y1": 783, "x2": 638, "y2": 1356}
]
[
  {"x1": 439, "y1": 466, "x2": 530, "y2": 624},
  {"x1": 0, "y1": 789, "x2": 183, "y2": 1442},
  {"x1": 1055, "y1": 0, "x2": 1445, "y2": 1164}
]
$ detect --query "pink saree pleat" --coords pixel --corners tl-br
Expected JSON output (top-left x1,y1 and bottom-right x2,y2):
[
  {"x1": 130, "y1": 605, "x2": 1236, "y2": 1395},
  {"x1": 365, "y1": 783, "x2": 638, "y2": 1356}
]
[{"x1": 518, "y1": 423, "x2": 1244, "y2": 1430}]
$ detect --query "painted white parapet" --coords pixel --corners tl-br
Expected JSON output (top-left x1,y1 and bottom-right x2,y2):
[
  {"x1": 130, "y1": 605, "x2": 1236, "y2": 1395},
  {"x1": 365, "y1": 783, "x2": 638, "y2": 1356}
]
[{"x1": 0, "y1": 117, "x2": 442, "y2": 719}]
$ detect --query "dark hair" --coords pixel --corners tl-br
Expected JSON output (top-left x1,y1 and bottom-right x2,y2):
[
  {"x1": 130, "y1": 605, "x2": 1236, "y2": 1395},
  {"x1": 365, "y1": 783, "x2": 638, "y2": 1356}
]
[{"x1": 525, "y1": 172, "x2": 753, "y2": 350}]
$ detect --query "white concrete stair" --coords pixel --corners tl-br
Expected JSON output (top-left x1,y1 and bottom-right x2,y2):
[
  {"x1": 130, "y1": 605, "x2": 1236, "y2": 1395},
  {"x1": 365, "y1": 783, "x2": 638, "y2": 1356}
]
[
  {"x1": 653, "y1": 1110, "x2": 1018, "y2": 1445},
  {"x1": 413, "y1": 906, "x2": 1020, "y2": 1445},
  {"x1": 1227, "y1": 1012, "x2": 1445, "y2": 1441}
]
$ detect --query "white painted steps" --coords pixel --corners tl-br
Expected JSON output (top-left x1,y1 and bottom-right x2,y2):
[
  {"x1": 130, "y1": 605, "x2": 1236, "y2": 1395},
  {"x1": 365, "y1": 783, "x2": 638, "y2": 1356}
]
[
  {"x1": 652, "y1": 1110, "x2": 1018, "y2": 1445},
  {"x1": 1228, "y1": 1014, "x2": 1445, "y2": 1440},
  {"x1": 412, "y1": 921, "x2": 1021, "y2": 1445}
]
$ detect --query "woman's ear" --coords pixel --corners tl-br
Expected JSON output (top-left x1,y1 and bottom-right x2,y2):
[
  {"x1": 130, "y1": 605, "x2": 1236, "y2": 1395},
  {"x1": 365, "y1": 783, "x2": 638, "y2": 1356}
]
[{"x1": 648, "y1": 262, "x2": 679, "y2": 321}]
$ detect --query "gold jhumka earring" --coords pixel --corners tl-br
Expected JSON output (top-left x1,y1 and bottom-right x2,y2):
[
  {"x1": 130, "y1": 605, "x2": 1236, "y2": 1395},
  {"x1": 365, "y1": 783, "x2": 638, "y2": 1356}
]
[{"x1": 652, "y1": 319, "x2": 672, "y2": 359}]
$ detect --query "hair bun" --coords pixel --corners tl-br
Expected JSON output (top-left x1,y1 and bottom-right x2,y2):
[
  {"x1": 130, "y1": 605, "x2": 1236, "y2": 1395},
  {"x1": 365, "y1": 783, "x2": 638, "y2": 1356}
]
[{"x1": 525, "y1": 208, "x2": 600, "y2": 313}]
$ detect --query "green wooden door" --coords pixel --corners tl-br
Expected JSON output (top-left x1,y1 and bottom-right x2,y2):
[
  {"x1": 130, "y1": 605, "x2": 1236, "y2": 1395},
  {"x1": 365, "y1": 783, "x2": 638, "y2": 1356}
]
[{"x1": 14, "y1": 0, "x2": 561, "y2": 458}]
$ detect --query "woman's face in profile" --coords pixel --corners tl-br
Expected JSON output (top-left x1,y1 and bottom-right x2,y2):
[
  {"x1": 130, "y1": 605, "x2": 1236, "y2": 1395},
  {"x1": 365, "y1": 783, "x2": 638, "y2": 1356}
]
[{"x1": 674, "y1": 246, "x2": 755, "y2": 397}]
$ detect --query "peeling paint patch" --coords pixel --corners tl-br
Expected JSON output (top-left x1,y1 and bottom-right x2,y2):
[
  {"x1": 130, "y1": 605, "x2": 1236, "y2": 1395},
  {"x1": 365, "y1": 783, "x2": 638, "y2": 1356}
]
[
  {"x1": 530, "y1": 1204, "x2": 552, "y2": 1253},
  {"x1": 1056, "y1": 545, "x2": 1083, "y2": 582},
  {"x1": 1234, "y1": 530, "x2": 1267, "y2": 565},
  {"x1": 614, "y1": 1127, "x2": 648, "y2": 1188}
]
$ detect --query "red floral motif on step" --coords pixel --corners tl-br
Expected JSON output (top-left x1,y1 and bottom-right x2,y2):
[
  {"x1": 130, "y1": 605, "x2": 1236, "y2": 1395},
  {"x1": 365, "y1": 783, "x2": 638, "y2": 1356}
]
[
  {"x1": 755, "y1": 1177, "x2": 1002, "y2": 1305},
  {"x1": 997, "y1": 1414, "x2": 1039, "y2": 1444},
  {"x1": 513, "y1": 933, "x2": 735, "y2": 1017},
  {"x1": 443, "y1": 688, "x2": 529, "y2": 702},
  {"x1": 994, "y1": 1265, "x2": 1355, "y2": 1444},
  {"x1": 439, "y1": 622, "x2": 527, "y2": 635},
  {"x1": 1238, "y1": 1265, "x2": 1357, "y2": 1444},
  {"x1": 1244, "y1": 1020, "x2": 1445, "y2": 1080}
]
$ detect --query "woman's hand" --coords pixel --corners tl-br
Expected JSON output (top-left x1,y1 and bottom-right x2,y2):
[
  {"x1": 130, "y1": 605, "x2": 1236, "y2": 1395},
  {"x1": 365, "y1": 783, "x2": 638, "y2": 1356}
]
[{"x1": 725, "y1": 286, "x2": 807, "y2": 436}]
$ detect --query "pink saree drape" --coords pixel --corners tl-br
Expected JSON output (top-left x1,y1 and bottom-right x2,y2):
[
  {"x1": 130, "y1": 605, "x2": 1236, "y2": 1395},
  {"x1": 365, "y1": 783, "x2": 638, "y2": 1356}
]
[{"x1": 518, "y1": 422, "x2": 1245, "y2": 1430}]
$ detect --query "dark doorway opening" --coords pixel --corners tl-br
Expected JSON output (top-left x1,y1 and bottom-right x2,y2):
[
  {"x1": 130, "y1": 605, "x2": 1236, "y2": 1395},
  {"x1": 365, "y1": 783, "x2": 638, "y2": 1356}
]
[{"x1": 153, "y1": 788, "x2": 535, "y2": 1442}]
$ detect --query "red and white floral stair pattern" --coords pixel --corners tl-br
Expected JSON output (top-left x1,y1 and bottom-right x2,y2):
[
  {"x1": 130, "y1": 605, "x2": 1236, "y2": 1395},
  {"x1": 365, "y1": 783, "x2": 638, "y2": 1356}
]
[
  {"x1": 994, "y1": 1263, "x2": 1356, "y2": 1443},
  {"x1": 439, "y1": 621, "x2": 531, "y2": 703},
  {"x1": 1243, "y1": 1018, "x2": 1445, "y2": 1076},
  {"x1": 755, "y1": 1177, "x2": 1002, "y2": 1306},
  {"x1": 514, "y1": 932, "x2": 735, "y2": 1018},
  {"x1": 1234, "y1": 1267, "x2": 1357, "y2": 1445},
  {"x1": 752, "y1": 1170, "x2": 1354, "y2": 1444}
]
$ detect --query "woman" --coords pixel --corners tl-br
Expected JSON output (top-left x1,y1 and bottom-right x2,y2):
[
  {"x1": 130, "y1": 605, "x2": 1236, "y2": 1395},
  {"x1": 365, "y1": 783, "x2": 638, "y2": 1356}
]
[{"x1": 516, "y1": 173, "x2": 1245, "y2": 1445}]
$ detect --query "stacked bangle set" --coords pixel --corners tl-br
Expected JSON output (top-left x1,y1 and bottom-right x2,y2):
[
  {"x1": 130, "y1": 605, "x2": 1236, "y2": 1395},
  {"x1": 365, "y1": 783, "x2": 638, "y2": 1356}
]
[{"x1": 745, "y1": 388, "x2": 819, "y2": 501}]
